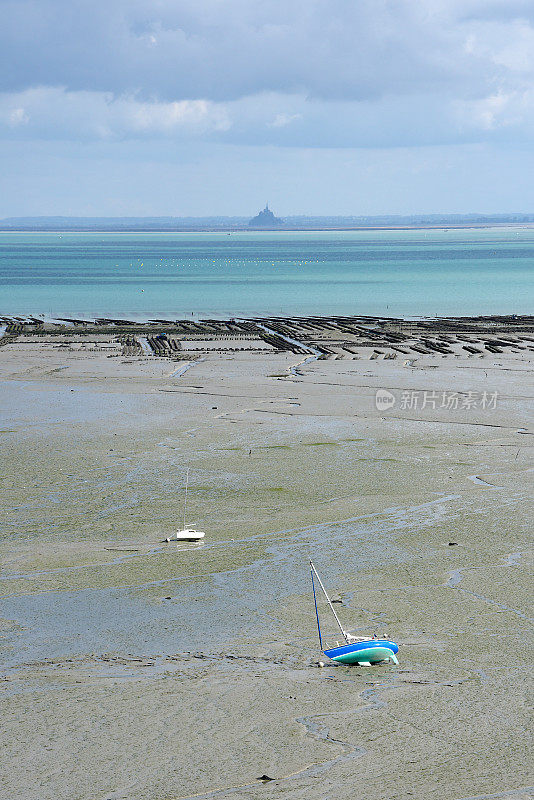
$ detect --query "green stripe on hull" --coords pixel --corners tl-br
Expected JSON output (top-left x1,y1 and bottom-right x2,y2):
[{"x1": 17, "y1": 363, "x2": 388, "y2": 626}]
[{"x1": 331, "y1": 646, "x2": 397, "y2": 665}]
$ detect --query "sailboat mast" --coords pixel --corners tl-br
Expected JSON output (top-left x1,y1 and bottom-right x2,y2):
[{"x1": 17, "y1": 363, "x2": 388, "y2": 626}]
[
  {"x1": 310, "y1": 560, "x2": 348, "y2": 644},
  {"x1": 310, "y1": 564, "x2": 323, "y2": 651},
  {"x1": 183, "y1": 468, "x2": 189, "y2": 529}
]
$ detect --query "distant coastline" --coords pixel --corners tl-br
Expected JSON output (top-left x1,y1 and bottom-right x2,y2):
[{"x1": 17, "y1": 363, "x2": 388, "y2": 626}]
[{"x1": 2, "y1": 213, "x2": 534, "y2": 232}]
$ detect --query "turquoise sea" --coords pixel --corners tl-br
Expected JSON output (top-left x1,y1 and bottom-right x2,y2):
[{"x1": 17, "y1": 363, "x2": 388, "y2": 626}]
[{"x1": 1, "y1": 227, "x2": 533, "y2": 319}]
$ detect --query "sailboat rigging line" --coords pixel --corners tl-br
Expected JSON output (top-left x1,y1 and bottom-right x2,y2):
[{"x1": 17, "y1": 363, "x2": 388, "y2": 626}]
[
  {"x1": 310, "y1": 565, "x2": 323, "y2": 651},
  {"x1": 310, "y1": 560, "x2": 349, "y2": 644}
]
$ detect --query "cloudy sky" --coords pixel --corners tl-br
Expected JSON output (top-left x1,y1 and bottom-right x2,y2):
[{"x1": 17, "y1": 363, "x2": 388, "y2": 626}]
[{"x1": 1, "y1": 0, "x2": 534, "y2": 216}]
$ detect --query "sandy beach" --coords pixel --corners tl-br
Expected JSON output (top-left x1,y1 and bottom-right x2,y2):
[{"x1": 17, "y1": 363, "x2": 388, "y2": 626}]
[{"x1": 0, "y1": 317, "x2": 533, "y2": 800}]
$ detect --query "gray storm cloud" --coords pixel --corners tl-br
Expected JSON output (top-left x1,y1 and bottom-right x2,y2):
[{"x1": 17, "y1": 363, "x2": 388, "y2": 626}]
[
  {"x1": 0, "y1": 0, "x2": 533, "y2": 145},
  {"x1": 1, "y1": 0, "x2": 533, "y2": 99}
]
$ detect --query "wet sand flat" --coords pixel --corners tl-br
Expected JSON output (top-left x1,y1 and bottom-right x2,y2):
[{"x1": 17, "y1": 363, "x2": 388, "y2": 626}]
[{"x1": 0, "y1": 327, "x2": 533, "y2": 800}]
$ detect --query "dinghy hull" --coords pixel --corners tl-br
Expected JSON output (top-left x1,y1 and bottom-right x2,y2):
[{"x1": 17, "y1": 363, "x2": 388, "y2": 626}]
[
  {"x1": 165, "y1": 529, "x2": 205, "y2": 542},
  {"x1": 324, "y1": 639, "x2": 399, "y2": 665}
]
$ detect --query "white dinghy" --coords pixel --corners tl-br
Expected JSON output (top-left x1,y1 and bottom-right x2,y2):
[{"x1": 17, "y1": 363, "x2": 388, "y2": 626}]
[
  {"x1": 165, "y1": 469, "x2": 206, "y2": 543},
  {"x1": 165, "y1": 528, "x2": 205, "y2": 542}
]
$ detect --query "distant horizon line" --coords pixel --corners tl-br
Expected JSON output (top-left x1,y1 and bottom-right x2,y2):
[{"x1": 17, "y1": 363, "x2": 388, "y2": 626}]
[
  {"x1": 2, "y1": 212, "x2": 534, "y2": 222},
  {"x1": 2, "y1": 211, "x2": 534, "y2": 232}
]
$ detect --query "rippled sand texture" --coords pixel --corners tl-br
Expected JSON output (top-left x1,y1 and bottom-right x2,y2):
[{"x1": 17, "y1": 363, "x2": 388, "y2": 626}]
[{"x1": 0, "y1": 341, "x2": 533, "y2": 800}]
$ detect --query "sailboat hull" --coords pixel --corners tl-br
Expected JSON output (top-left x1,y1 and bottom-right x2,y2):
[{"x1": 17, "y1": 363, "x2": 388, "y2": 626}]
[{"x1": 324, "y1": 640, "x2": 399, "y2": 665}]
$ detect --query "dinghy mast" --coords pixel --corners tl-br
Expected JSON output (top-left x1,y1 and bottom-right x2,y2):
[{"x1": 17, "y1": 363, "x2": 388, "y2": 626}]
[
  {"x1": 183, "y1": 468, "x2": 189, "y2": 530},
  {"x1": 310, "y1": 560, "x2": 349, "y2": 645}
]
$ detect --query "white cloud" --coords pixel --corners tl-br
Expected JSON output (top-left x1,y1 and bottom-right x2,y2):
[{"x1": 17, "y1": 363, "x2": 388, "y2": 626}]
[
  {"x1": 1, "y1": 83, "x2": 534, "y2": 148},
  {"x1": 129, "y1": 99, "x2": 230, "y2": 133},
  {"x1": 463, "y1": 19, "x2": 534, "y2": 73},
  {"x1": 268, "y1": 113, "x2": 302, "y2": 128},
  {"x1": 8, "y1": 107, "x2": 29, "y2": 126},
  {"x1": 470, "y1": 93, "x2": 515, "y2": 130},
  {"x1": 456, "y1": 89, "x2": 534, "y2": 133},
  {"x1": 0, "y1": 88, "x2": 232, "y2": 139}
]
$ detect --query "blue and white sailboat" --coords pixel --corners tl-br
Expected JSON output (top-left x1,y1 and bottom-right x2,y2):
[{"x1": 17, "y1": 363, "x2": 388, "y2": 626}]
[{"x1": 310, "y1": 560, "x2": 399, "y2": 665}]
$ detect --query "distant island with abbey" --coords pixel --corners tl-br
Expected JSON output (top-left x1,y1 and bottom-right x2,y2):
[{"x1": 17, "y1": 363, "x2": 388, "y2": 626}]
[{"x1": 248, "y1": 204, "x2": 284, "y2": 227}]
